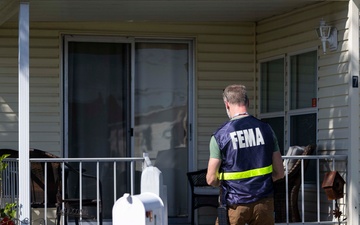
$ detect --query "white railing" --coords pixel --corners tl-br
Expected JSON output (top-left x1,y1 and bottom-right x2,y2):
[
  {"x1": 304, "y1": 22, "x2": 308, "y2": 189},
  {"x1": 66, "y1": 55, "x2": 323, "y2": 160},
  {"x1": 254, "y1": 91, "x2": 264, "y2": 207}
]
[
  {"x1": 278, "y1": 154, "x2": 347, "y2": 225},
  {"x1": 0, "y1": 154, "x2": 347, "y2": 225},
  {"x1": 1, "y1": 156, "x2": 147, "y2": 225}
]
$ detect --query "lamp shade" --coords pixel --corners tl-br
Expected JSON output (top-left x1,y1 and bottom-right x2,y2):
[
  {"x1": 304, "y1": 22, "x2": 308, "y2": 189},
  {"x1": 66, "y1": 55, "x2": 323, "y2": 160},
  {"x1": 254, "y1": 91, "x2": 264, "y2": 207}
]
[
  {"x1": 316, "y1": 19, "x2": 338, "y2": 54},
  {"x1": 316, "y1": 20, "x2": 331, "y2": 39}
]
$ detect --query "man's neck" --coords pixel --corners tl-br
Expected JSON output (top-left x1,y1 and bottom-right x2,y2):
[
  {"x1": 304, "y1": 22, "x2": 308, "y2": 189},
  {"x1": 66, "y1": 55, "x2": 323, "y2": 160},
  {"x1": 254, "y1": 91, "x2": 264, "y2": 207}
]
[{"x1": 231, "y1": 111, "x2": 248, "y2": 119}]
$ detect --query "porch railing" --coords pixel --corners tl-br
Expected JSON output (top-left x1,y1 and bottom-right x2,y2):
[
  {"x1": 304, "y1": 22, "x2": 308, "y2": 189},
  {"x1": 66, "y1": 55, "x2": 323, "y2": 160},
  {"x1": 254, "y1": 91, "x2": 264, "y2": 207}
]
[
  {"x1": 1, "y1": 155, "x2": 147, "y2": 225},
  {"x1": 0, "y1": 154, "x2": 347, "y2": 225},
  {"x1": 278, "y1": 154, "x2": 347, "y2": 225}
]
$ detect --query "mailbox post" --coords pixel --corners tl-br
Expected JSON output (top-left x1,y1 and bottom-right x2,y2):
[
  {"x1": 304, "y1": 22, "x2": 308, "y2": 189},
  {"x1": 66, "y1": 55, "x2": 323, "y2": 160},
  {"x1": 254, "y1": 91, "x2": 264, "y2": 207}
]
[
  {"x1": 113, "y1": 165, "x2": 167, "y2": 225},
  {"x1": 112, "y1": 192, "x2": 164, "y2": 225}
]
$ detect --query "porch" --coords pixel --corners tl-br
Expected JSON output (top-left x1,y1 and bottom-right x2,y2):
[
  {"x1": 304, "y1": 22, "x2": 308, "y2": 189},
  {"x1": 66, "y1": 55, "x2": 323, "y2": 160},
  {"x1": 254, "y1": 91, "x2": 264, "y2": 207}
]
[{"x1": 0, "y1": 151, "x2": 347, "y2": 225}]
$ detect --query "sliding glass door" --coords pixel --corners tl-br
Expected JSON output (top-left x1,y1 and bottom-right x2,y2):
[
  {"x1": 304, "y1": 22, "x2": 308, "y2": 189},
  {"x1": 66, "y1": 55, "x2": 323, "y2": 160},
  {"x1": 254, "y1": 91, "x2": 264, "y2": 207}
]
[{"x1": 65, "y1": 36, "x2": 193, "y2": 222}]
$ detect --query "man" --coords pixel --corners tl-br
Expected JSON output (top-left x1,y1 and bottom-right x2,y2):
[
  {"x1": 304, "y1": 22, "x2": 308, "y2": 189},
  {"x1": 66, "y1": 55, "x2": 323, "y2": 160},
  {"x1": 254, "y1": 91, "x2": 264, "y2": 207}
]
[{"x1": 206, "y1": 84, "x2": 284, "y2": 225}]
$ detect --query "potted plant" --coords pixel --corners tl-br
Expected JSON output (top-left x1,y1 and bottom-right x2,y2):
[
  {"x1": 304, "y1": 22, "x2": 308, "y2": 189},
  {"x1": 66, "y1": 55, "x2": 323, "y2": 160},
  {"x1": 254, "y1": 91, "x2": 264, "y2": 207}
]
[{"x1": 0, "y1": 154, "x2": 16, "y2": 225}]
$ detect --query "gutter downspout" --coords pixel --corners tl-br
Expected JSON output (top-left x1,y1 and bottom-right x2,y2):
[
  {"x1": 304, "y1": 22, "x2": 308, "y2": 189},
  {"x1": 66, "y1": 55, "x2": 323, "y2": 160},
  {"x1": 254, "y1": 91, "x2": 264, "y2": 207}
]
[
  {"x1": 348, "y1": 1, "x2": 360, "y2": 224},
  {"x1": 18, "y1": 1, "x2": 30, "y2": 224}
]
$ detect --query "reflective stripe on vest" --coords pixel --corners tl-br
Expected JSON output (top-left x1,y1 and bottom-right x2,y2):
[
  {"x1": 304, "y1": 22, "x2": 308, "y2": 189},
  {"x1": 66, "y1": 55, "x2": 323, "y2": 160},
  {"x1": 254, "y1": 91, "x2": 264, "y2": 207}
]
[{"x1": 218, "y1": 164, "x2": 273, "y2": 180}]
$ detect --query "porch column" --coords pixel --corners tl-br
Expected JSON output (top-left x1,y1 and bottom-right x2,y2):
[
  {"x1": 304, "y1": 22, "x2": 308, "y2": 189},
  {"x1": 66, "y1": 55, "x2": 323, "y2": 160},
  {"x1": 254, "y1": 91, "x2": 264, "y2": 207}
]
[
  {"x1": 18, "y1": 0, "x2": 30, "y2": 224},
  {"x1": 348, "y1": 1, "x2": 360, "y2": 225}
]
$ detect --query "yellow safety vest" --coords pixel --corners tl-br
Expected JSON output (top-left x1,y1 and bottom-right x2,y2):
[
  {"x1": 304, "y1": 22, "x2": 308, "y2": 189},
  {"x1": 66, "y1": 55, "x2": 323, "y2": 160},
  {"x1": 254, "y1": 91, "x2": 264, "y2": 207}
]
[{"x1": 218, "y1": 164, "x2": 273, "y2": 180}]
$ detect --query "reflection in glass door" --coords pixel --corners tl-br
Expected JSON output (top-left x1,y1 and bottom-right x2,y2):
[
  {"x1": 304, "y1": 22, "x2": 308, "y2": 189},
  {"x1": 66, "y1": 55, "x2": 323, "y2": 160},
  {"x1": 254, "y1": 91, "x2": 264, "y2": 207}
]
[{"x1": 134, "y1": 42, "x2": 190, "y2": 219}]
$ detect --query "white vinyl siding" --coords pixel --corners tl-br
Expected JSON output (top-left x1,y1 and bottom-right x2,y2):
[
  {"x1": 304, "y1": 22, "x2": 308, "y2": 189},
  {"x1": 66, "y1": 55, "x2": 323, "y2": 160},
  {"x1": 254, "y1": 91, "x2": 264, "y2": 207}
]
[
  {"x1": 0, "y1": 27, "x2": 21, "y2": 149},
  {"x1": 0, "y1": 0, "x2": 351, "y2": 176},
  {"x1": 256, "y1": 1, "x2": 348, "y2": 153},
  {"x1": 0, "y1": 22, "x2": 255, "y2": 225},
  {"x1": 197, "y1": 23, "x2": 255, "y2": 168},
  {"x1": 0, "y1": 25, "x2": 61, "y2": 154},
  {"x1": 0, "y1": 22, "x2": 255, "y2": 166},
  {"x1": 0, "y1": 1, "x2": 350, "y2": 164},
  {"x1": 30, "y1": 33, "x2": 61, "y2": 153},
  {"x1": 256, "y1": 1, "x2": 350, "y2": 222}
]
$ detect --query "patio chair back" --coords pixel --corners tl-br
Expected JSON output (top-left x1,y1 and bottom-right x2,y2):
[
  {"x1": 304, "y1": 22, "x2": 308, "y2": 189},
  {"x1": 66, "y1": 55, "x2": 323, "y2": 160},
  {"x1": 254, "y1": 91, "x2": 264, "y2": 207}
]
[{"x1": 187, "y1": 168, "x2": 219, "y2": 225}]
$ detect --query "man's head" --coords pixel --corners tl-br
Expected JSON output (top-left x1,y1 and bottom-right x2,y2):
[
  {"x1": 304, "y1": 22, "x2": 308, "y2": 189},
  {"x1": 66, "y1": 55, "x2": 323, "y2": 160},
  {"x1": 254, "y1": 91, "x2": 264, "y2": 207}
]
[{"x1": 223, "y1": 84, "x2": 249, "y2": 106}]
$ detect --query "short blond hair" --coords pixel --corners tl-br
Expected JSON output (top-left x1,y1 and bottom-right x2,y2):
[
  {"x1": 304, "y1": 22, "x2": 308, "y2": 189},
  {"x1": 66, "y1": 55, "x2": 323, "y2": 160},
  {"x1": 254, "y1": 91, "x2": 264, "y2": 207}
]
[{"x1": 223, "y1": 84, "x2": 249, "y2": 106}]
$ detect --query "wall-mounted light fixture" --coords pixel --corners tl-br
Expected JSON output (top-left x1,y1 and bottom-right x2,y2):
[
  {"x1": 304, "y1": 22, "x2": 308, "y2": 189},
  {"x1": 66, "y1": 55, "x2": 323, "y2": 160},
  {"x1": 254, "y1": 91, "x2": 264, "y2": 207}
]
[{"x1": 315, "y1": 19, "x2": 338, "y2": 54}]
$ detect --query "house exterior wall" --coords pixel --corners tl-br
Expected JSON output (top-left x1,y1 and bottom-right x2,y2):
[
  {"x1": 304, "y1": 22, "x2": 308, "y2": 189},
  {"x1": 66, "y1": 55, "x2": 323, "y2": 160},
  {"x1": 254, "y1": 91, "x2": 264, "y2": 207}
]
[
  {"x1": 0, "y1": 1, "x2": 357, "y2": 223},
  {"x1": 0, "y1": 21, "x2": 255, "y2": 163},
  {"x1": 256, "y1": 1, "x2": 349, "y2": 152},
  {"x1": 0, "y1": 24, "x2": 61, "y2": 154},
  {"x1": 0, "y1": 21, "x2": 256, "y2": 224},
  {"x1": 256, "y1": 1, "x2": 354, "y2": 221}
]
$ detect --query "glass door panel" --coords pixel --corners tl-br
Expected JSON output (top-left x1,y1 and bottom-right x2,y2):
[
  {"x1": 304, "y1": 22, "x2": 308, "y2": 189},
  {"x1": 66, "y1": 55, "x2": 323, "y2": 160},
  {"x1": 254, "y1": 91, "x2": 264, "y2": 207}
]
[
  {"x1": 134, "y1": 42, "x2": 189, "y2": 218},
  {"x1": 66, "y1": 41, "x2": 131, "y2": 220}
]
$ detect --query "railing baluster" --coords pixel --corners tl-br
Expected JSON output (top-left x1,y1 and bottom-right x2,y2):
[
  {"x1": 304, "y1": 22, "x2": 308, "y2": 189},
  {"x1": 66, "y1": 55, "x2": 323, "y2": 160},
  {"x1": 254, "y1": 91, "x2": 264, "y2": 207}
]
[
  {"x1": 131, "y1": 160, "x2": 135, "y2": 195},
  {"x1": 79, "y1": 161, "x2": 83, "y2": 222},
  {"x1": 44, "y1": 162, "x2": 48, "y2": 225},
  {"x1": 301, "y1": 159, "x2": 304, "y2": 223},
  {"x1": 285, "y1": 162, "x2": 289, "y2": 224},
  {"x1": 317, "y1": 158, "x2": 320, "y2": 223},
  {"x1": 113, "y1": 161, "x2": 117, "y2": 203},
  {"x1": 96, "y1": 161, "x2": 100, "y2": 225},
  {"x1": 332, "y1": 158, "x2": 336, "y2": 219},
  {"x1": 61, "y1": 162, "x2": 65, "y2": 225}
]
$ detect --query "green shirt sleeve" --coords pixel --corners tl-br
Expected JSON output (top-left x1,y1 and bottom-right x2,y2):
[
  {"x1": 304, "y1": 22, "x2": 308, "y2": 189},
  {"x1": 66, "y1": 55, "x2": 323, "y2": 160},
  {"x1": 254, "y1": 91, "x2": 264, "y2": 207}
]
[
  {"x1": 209, "y1": 136, "x2": 221, "y2": 159},
  {"x1": 270, "y1": 127, "x2": 280, "y2": 153}
]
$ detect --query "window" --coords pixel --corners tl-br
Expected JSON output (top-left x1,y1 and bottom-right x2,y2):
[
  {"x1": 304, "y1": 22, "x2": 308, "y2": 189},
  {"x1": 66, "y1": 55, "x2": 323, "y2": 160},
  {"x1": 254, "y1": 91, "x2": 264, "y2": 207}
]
[
  {"x1": 259, "y1": 57, "x2": 285, "y2": 152},
  {"x1": 288, "y1": 51, "x2": 317, "y2": 147},
  {"x1": 260, "y1": 58, "x2": 285, "y2": 113},
  {"x1": 260, "y1": 51, "x2": 317, "y2": 155},
  {"x1": 290, "y1": 51, "x2": 317, "y2": 110}
]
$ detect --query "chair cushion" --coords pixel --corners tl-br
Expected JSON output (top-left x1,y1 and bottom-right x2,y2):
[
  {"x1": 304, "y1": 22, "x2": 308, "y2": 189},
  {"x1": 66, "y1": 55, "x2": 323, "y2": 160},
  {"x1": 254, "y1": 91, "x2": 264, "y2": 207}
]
[
  {"x1": 194, "y1": 186, "x2": 219, "y2": 195},
  {"x1": 283, "y1": 146, "x2": 304, "y2": 170}
]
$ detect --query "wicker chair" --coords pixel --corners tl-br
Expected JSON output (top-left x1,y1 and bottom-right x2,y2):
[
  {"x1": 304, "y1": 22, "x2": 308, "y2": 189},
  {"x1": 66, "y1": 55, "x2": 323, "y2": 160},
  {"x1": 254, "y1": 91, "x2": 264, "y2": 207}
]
[
  {"x1": 273, "y1": 144, "x2": 316, "y2": 223},
  {"x1": 187, "y1": 168, "x2": 219, "y2": 225},
  {"x1": 0, "y1": 149, "x2": 102, "y2": 225}
]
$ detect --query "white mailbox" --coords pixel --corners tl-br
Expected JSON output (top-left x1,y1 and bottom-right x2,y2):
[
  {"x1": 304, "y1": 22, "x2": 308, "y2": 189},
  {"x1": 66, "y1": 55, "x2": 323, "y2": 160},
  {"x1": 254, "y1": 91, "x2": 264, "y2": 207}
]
[{"x1": 113, "y1": 192, "x2": 165, "y2": 225}]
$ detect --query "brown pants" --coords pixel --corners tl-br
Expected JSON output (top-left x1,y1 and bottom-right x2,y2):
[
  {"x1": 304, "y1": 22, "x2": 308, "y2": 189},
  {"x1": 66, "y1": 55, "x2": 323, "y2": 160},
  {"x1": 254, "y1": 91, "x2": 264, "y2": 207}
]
[{"x1": 215, "y1": 197, "x2": 274, "y2": 225}]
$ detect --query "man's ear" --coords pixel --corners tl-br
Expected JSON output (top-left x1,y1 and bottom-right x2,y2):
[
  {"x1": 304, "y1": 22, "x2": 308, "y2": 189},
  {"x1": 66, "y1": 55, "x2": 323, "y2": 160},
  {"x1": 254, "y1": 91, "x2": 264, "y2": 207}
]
[{"x1": 224, "y1": 101, "x2": 230, "y2": 109}]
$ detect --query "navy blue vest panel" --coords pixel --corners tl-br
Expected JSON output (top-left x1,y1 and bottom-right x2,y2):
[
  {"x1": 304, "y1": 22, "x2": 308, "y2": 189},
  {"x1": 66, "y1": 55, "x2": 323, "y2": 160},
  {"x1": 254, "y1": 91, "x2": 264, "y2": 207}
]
[{"x1": 213, "y1": 116, "x2": 275, "y2": 204}]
